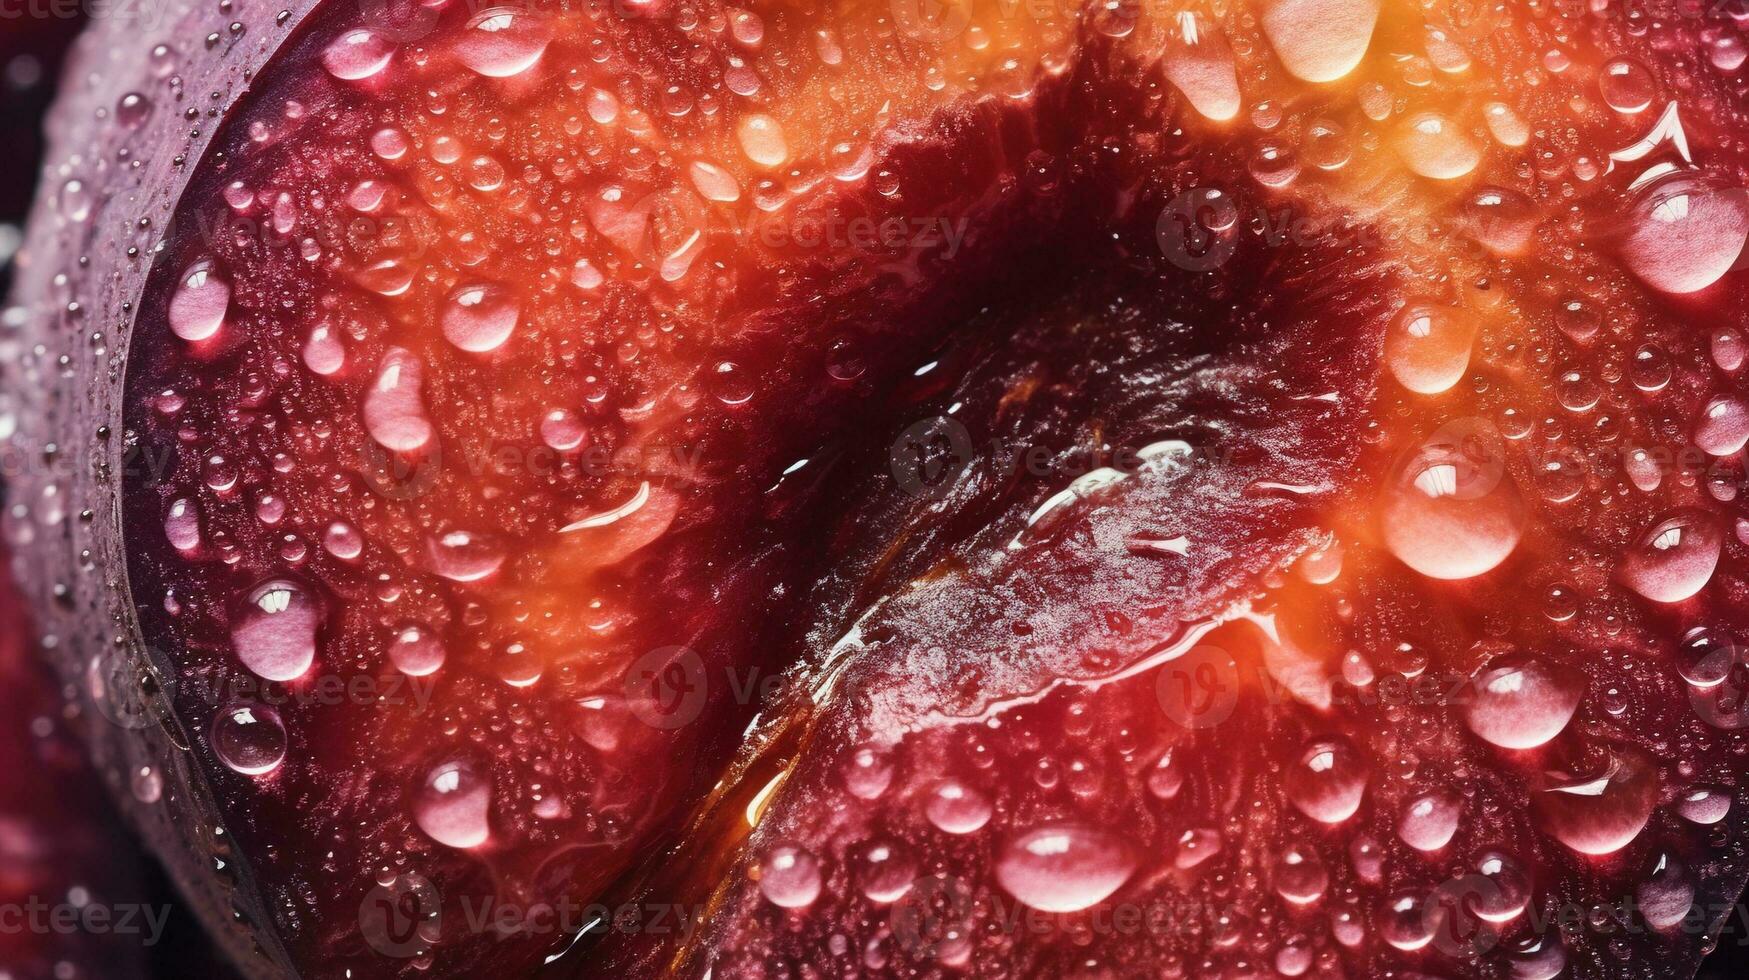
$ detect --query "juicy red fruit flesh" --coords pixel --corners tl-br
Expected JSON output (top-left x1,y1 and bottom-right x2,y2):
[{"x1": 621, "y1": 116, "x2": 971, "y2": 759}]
[{"x1": 10, "y1": 0, "x2": 1749, "y2": 979}]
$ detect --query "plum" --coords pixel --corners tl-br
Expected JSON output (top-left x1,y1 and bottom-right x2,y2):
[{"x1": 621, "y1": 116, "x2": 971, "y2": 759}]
[{"x1": 11, "y1": 0, "x2": 1749, "y2": 978}]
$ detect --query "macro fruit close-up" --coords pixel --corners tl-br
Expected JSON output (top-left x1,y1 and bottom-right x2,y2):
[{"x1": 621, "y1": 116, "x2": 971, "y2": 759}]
[{"x1": 12, "y1": 0, "x2": 1749, "y2": 977}]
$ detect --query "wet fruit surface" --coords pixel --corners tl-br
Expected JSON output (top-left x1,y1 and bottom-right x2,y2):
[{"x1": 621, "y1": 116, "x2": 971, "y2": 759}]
[{"x1": 13, "y1": 0, "x2": 1749, "y2": 978}]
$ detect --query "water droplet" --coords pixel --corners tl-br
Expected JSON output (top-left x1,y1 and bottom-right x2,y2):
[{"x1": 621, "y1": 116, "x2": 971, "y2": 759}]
[
  {"x1": 1394, "y1": 112, "x2": 1481, "y2": 179},
  {"x1": 1506, "y1": 933, "x2": 1567, "y2": 980},
  {"x1": 924, "y1": 779, "x2": 992, "y2": 834},
  {"x1": 1696, "y1": 395, "x2": 1749, "y2": 456},
  {"x1": 414, "y1": 759, "x2": 492, "y2": 848},
  {"x1": 1620, "y1": 169, "x2": 1749, "y2": 294},
  {"x1": 442, "y1": 283, "x2": 520, "y2": 353},
  {"x1": 1461, "y1": 187, "x2": 1535, "y2": 255},
  {"x1": 1260, "y1": 0, "x2": 1380, "y2": 83},
  {"x1": 758, "y1": 844, "x2": 822, "y2": 908},
  {"x1": 322, "y1": 29, "x2": 394, "y2": 81},
  {"x1": 364, "y1": 347, "x2": 434, "y2": 453},
  {"x1": 1463, "y1": 655, "x2": 1584, "y2": 750},
  {"x1": 1162, "y1": 13, "x2": 1241, "y2": 122},
  {"x1": 689, "y1": 160, "x2": 742, "y2": 203},
  {"x1": 1619, "y1": 508, "x2": 1723, "y2": 603},
  {"x1": 165, "y1": 497, "x2": 202, "y2": 551},
  {"x1": 168, "y1": 259, "x2": 230, "y2": 342},
  {"x1": 1714, "y1": 329, "x2": 1746, "y2": 372},
  {"x1": 1381, "y1": 419, "x2": 1525, "y2": 580},
  {"x1": 116, "y1": 92, "x2": 153, "y2": 128},
  {"x1": 1174, "y1": 827, "x2": 1223, "y2": 869},
  {"x1": 210, "y1": 702, "x2": 288, "y2": 775},
  {"x1": 995, "y1": 824, "x2": 1136, "y2": 913},
  {"x1": 1272, "y1": 845, "x2": 1328, "y2": 904},
  {"x1": 856, "y1": 839, "x2": 916, "y2": 903},
  {"x1": 539, "y1": 409, "x2": 586, "y2": 452},
  {"x1": 843, "y1": 744, "x2": 894, "y2": 800},
  {"x1": 389, "y1": 623, "x2": 445, "y2": 677},
  {"x1": 455, "y1": 8, "x2": 552, "y2": 78},
  {"x1": 1385, "y1": 303, "x2": 1476, "y2": 395},
  {"x1": 1284, "y1": 738, "x2": 1368, "y2": 824},
  {"x1": 1248, "y1": 142, "x2": 1301, "y2": 187},
  {"x1": 230, "y1": 578, "x2": 321, "y2": 682},
  {"x1": 736, "y1": 113, "x2": 789, "y2": 168},
  {"x1": 1675, "y1": 785, "x2": 1732, "y2": 825},
  {"x1": 1378, "y1": 890, "x2": 1435, "y2": 951},
  {"x1": 1397, "y1": 788, "x2": 1462, "y2": 852},
  {"x1": 1600, "y1": 57, "x2": 1655, "y2": 114},
  {"x1": 425, "y1": 530, "x2": 506, "y2": 583},
  {"x1": 1637, "y1": 852, "x2": 1695, "y2": 930},
  {"x1": 1532, "y1": 746, "x2": 1660, "y2": 855}
]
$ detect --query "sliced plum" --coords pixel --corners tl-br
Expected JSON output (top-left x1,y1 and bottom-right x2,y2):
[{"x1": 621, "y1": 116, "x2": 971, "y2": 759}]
[{"x1": 11, "y1": 0, "x2": 1749, "y2": 978}]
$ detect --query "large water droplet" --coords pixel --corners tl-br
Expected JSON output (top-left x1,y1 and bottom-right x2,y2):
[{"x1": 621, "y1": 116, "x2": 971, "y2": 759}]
[
  {"x1": 736, "y1": 113, "x2": 790, "y2": 168},
  {"x1": 995, "y1": 824, "x2": 1136, "y2": 913},
  {"x1": 1695, "y1": 395, "x2": 1749, "y2": 456},
  {"x1": 1384, "y1": 303, "x2": 1476, "y2": 395},
  {"x1": 1600, "y1": 57, "x2": 1656, "y2": 114},
  {"x1": 1461, "y1": 187, "x2": 1536, "y2": 255},
  {"x1": 1462, "y1": 655, "x2": 1584, "y2": 750},
  {"x1": 455, "y1": 8, "x2": 552, "y2": 78},
  {"x1": 1272, "y1": 845, "x2": 1328, "y2": 904},
  {"x1": 426, "y1": 531, "x2": 506, "y2": 583},
  {"x1": 1618, "y1": 508, "x2": 1723, "y2": 603},
  {"x1": 1637, "y1": 852, "x2": 1694, "y2": 931},
  {"x1": 442, "y1": 283, "x2": 520, "y2": 353},
  {"x1": 843, "y1": 744, "x2": 894, "y2": 800},
  {"x1": 364, "y1": 348, "x2": 435, "y2": 453},
  {"x1": 1162, "y1": 13, "x2": 1241, "y2": 121},
  {"x1": 1381, "y1": 419, "x2": 1526, "y2": 580},
  {"x1": 322, "y1": 29, "x2": 395, "y2": 81},
  {"x1": 389, "y1": 623, "x2": 446, "y2": 677},
  {"x1": 1397, "y1": 788, "x2": 1462, "y2": 852},
  {"x1": 414, "y1": 759, "x2": 492, "y2": 848},
  {"x1": 1260, "y1": 0, "x2": 1380, "y2": 83},
  {"x1": 1620, "y1": 170, "x2": 1749, "y2": 294},
  {"x1": 168, "y1": 259, "x2": 230, "y2": 343},
  {"x1": 758, "y1": 844, "x2": 823, "y2": 908},
  {"x1": 210, "y1": 702, "x2": 288, "y2": 775},
  {"x1": 1393, "y1": 112, "x2": 1481, "y2": 179},
  {"x1": 1532, "y1": 746, "x2": 1659, "y2": 855},
  {"x1": 924, "y1": 779, "x2": 992, "y2": 834},
  {"x1": 856, "y1": 839, "x2": 916, "y2": 903},
  {"x1": 230, "y1": 578, "x2": 321, "y2": 682},
  {"x1": 1284, "y1": 737, "x2": 1369, "y2": 824}
]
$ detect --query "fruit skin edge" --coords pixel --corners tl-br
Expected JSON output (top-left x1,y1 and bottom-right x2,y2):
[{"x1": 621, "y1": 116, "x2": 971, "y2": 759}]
[{"x1": 5, "y1": 1, "x2": 328, "y2": 976}]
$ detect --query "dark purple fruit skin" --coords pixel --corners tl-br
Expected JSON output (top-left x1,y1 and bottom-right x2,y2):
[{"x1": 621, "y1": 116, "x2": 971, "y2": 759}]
[{"x1": 5, "y1": 2, "x2": 323, "y2": 976}]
